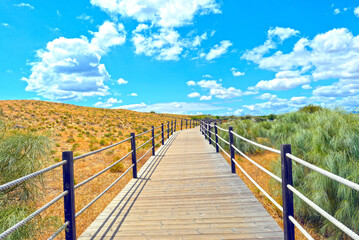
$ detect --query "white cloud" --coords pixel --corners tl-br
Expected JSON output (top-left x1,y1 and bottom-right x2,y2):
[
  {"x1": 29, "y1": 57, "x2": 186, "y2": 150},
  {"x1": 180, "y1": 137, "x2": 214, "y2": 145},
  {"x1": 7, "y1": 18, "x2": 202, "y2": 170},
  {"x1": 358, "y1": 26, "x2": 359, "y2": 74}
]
[
  {"x1": 132, "y1": 25, "x2": 209, "y2": 61},
  {"x1": 231, "y1": 67, "x2": 245, "y2": 77},
  {"x1": 204, "y1": 40, "x2": 232, "y2": 61},
  {"x1": 243, "y1": 27, "x2": 359, "y2": 99},
  {"x1": 14, "y1": 3, "x2": 34, "y2": 9},
  {"x1": 302, "y1": 84, "x2": 312, "y2": 89},
  {"x1": 188, "y1": 92, "x2": 200, "y2": 98},
  {"x1": 115, "y1": 101, "x2": 224, "y2": 114},
  {"x1": 254, "y1": 71, "x2": 311, "y2": 90},
  {"x1": 243, "y1": 95, "x2": 309, "y2": 115},
  {"x1": 186, "y1": 80, "x2": 196, "y2": 86},
  {"x1": 334, "y1": 8, "x2": 340, "y2": 15},
  {"x1": 90, "y1": 0, "x2": 221, "y2": 28},
  {"x1": 1, "y1": 23, "x2": 9, "y2": 27},
  {"x1": 355, "y1": 7, "x2": 359, "y2": 17},
  {"x1": 242, "y1": 27, "x2": 299, "y2": 63},
  {"x1": 22, "y1": 21, "x2": 126, "y2": 101},
  {"x1": 256, "y1": 93, "x2": 277, "y2": 100},
  {"x1": 77, "y1": 14, "x2": 94, "y2": 23},
  {"x1": 91, "y1": 22, "x2": 126, "y2": 54},
  {"x1": 129, "y1": 93, "x2": 138, "y2": 96},
  {"x1": 197, "y1": 80, "x2": 242, "y2": 99},
  {"x1": 267, "y1": 27, "x2": 299, "y2": 42},
  {"x1": 202, "y1": 74, "x2": 212, "y2": 78},
  {"x1": 94, "y1": 97, "x2": 122, "y2": 108},
  {"x1": 117, "y1": 78, "x2": 128, "y2": 85},
  {"x1": 200, "y1": 95, "x2": 212, "y2": 101}
]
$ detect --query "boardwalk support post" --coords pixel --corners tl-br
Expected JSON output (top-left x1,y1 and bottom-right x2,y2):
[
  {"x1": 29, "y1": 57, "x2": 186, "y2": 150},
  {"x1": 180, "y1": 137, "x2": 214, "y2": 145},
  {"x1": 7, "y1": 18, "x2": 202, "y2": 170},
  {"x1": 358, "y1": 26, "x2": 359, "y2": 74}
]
[
  {"x1": 171, "y1": 121, "x2": 173, "y2": 135},
  {"x1": 151, "y1": 126, "x2": 155, "y2": 156},
  {"x1": 161, "y1": 123, "x2": 164, "y2": 145},
  {"x1": 229, "y1": 127, "x2": 236, "y2": 174},
  {"x1": 167, "y1": 122, "x2": 170, "y2": 139},
  {"x1": 131, "y1": 133, "x2": 137, "y2": 178},
  {"x1": 62, "y1": 151, "x2": 76, "y2": 240},
  {"x1": 181, "y1": 119, "x2": 183, "y2": 130},
  {"x1": 174, "y1": 120, "x2": 176, "y2": 132},
  {"x1": 214, "y1": 123, "x2": 219, "y2": 153},
  {"x1": 186, "y1": 120, "x2": 188, "y2": 129},
  {"x1": 281, "y1": 144, "x2": 295, "y2": 240},
  {"x1": 208, "y1": 124, "x2": 212, "y2": 144}
]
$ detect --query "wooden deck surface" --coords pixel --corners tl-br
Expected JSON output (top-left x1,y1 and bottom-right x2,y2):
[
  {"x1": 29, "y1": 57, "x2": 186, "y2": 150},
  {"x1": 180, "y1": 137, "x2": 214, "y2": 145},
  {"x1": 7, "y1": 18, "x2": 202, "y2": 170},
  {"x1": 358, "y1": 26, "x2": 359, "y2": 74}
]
[{"x1": 79, "y1": 128, "x2": 283, "y2": 240}]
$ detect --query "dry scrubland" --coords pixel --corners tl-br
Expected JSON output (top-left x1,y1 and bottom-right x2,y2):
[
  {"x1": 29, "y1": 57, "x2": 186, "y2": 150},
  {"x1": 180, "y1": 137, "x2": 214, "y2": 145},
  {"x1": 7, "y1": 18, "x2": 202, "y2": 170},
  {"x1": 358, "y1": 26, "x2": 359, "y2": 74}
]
[{"x1": 0, "y1": 100, "x2": 189, "y2": 239}]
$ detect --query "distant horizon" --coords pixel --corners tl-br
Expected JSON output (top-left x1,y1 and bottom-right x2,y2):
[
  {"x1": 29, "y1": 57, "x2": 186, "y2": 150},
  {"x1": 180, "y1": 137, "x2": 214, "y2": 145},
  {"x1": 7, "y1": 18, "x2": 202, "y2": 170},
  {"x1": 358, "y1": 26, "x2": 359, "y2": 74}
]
[{"x1": 1, "y1": 0, "x2": 359, "y2": 115}]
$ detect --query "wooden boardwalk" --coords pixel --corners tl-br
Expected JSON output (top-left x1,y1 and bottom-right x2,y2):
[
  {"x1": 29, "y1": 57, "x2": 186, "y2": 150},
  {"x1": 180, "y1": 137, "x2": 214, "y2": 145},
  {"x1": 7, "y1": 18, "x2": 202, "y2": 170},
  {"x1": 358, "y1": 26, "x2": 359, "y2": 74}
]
[{"x1": 79, "y1": 128, "x2": 283, "y2": 240}]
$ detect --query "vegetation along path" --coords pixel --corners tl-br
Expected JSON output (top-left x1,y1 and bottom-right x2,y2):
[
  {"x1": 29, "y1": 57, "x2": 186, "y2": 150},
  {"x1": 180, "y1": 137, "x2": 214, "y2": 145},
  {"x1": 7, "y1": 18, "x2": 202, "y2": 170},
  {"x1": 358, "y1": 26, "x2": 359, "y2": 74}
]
[{"x1": 79, "y1": 128, "x2": 283, "y2": 240}]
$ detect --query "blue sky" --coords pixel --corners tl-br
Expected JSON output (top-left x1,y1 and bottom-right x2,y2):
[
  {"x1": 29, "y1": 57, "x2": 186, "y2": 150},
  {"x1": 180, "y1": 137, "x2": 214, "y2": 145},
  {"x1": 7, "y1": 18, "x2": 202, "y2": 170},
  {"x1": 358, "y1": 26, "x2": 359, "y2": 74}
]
[{"x1": 1, "y1": 0, "x2": 359, "y2": 115}]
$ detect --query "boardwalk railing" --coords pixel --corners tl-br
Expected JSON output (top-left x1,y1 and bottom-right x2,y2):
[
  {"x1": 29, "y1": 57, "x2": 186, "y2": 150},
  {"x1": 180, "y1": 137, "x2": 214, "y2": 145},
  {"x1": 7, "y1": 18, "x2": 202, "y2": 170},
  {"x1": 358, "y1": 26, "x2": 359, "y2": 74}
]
[
  {"x1": 0, "y1": 119, "x2": 198, "y2": 240},
  {"x1": 200, "y1": 120, "x2": 359, "y2": 240}
]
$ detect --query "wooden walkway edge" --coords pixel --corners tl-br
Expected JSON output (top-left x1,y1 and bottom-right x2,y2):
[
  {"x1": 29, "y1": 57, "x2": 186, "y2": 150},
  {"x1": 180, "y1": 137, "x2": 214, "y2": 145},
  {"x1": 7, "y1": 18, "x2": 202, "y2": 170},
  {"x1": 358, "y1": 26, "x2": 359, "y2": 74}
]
[{"x1": 79, "y1": 128, "x2": 283, "y2": 240}]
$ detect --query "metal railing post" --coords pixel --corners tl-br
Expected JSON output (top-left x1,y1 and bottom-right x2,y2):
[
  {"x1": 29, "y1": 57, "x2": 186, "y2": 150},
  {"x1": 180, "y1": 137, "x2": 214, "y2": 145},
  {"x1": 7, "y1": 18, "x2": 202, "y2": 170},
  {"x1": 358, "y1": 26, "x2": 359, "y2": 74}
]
[
  {"x1": 208, "y1": 124, "x2": 212, "y2": 144},
  {"x1": 161, "y1": 123, "x2": 164, "y2": 145},
  {"x1": 281, "y1": 144, "x2": 295, "y2": 240},
  {"x1": 167, "y1": 122, "x2": 170, "y2": 139},
  {"x1": 215, "y1": 123, "x2": 219, "y2": 153},
  {"x1": 151, "y1": 126, "x2": 155, "y2": 156},
  {"x1": 229, "y1": 127, "x2": 236, "y2": 173},
  {"x1": 62, "y1": 151, "x2": 76, "y2": 240},
  {"x1": 131, "y1": 133, "x2": 137, "y2": 178}
]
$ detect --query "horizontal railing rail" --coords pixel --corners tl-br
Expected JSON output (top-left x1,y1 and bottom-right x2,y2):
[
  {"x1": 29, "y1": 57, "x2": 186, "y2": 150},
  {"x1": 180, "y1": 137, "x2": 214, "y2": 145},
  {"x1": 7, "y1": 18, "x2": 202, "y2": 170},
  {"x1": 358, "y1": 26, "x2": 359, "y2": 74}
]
[
  {"x1": 199, "y1": 120, "x2": 359, "y2": 240},
  {"x1": 0, "y1": 118, "x2": 198, "y2": 240}
]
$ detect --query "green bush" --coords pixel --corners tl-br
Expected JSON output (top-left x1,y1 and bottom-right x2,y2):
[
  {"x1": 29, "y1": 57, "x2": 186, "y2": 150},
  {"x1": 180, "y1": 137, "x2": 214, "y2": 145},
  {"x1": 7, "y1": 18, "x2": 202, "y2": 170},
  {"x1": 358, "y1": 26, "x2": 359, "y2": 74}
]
[
  {"x1": 0, "y1": 119, "x2": 55, "y2": 239},
  {"x1": 221, "y1": 108, "x2": 359, "y2": 238}
]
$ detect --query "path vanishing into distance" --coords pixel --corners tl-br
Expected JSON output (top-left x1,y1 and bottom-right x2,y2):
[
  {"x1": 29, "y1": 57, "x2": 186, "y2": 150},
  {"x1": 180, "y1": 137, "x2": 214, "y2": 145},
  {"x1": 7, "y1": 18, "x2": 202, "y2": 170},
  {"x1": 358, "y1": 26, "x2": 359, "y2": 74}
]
[{"x1": 79, "y1": 128, "x2": 283, "y2": 240}]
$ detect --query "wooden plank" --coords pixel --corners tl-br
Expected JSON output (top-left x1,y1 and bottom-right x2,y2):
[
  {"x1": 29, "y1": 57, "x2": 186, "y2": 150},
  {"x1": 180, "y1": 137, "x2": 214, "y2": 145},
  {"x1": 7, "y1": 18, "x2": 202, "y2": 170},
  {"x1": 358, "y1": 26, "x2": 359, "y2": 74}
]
[{"x1": 79, "y1": 128, "x2": 283, "y2": 240}]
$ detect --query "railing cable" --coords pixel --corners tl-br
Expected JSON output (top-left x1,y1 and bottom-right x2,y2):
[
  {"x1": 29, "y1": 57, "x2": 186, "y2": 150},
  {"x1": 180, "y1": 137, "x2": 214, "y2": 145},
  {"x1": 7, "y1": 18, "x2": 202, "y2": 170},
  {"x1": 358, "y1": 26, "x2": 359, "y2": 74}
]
[
  {"x1": 75, "y1": 165, "x2": 133, "y2": 218},
  {"x1": 230, "y1": 130, "x2": 280, "y2": 154},
  {"x1": 0, "y1": 191, "x2": 68, "y2": 239},
  {"x1": 0, "y1": 161, "x2": 67, "y2": 192},
  {"x1": 74, "y1": 136, "x2": 132, "y2": 161},
  {"x1": 74, "y1": 151, "x2": 133, "y2": 189}
]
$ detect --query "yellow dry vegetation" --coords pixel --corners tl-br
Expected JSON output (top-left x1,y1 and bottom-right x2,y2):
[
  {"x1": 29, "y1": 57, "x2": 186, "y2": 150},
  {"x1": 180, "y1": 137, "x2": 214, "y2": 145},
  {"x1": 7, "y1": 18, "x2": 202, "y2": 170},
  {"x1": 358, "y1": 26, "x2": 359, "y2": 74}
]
[{"x1": 0, "y1": 100, "x2": 191, "y2": 239}]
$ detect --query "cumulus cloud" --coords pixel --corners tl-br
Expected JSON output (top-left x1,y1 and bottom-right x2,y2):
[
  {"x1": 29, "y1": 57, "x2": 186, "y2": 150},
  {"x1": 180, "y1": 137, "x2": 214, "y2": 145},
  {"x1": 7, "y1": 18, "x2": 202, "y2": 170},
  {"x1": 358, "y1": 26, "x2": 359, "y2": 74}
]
[
  {"x1": 77, "y1": 14, "x2": 94, "y2": 23},
  {"x1": 186, "y1": 80, "x2": 196, "y2": 86},
  {"x1": 334, "y1": 8, "x2": 340, "y2": 15},
  {"x1": 267, "y1": 27, "x2": 299, "y2": 42},
  {"x1": 255, "y1": 71, "x2": 311, "y2": 90},
  {"x1": 94, "y1": 97, "x2": 122, "y2": 108},
  {"x1": 242, "y1": 27, "x2": 299, "y2": 62},
  {"x1": 132, "y1": 25, "x2": 209, "y2": 61},
  {"x1": 90, "y1": 0, "x2": 221, "y2": 28},
  {"x1": 117, "y1": 78, "x2": 128, "y2": 85},
  {"x1": 22, "y1": 21, "x2": 126, "y2": 101},
  {"x1": 243, "y1": 27, "x2": 359, "y2": 100},
  {"x1": 200, "y1": 95, "x2": 212, "y2": 101},
  {"x1": 129, "y1": 93, "x2": 138, "y2": 96},
  {"x1": 355, "y1": 7, "x2": 359, "y2": 17},
  {"x1": 188, "y1": 92, "x2": 200, "y2": 98},
  {"x1": 197, "y1": 80, "x2": 242, "y2": 99},
  {"x1": 203, "y1": 40, "x2": 232, "y2": 61},
  {"x1": 115, "y1": 101, "x2": 224, "y2": 114},
  {"x1": 231, "y1": 67, "x2": 245, "y2": 77}
]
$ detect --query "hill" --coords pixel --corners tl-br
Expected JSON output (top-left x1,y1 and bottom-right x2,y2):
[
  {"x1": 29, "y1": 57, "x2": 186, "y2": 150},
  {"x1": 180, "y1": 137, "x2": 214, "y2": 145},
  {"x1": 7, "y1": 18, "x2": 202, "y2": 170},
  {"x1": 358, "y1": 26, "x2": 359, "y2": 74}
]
[{"x1": 0, "y1": 100, "x2": 191, "y2": 239}]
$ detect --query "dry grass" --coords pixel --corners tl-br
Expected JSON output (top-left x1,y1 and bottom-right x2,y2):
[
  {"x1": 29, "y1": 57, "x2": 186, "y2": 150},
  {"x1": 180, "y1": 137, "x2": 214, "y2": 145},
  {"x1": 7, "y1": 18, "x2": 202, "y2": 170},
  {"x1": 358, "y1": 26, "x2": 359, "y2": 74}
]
[
  {"x1": 220, "y1": 151, "x2": 326, "y2": 240},
  {"x1": 0, "y1": 100, "x2": 190, "y2": 239}
]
